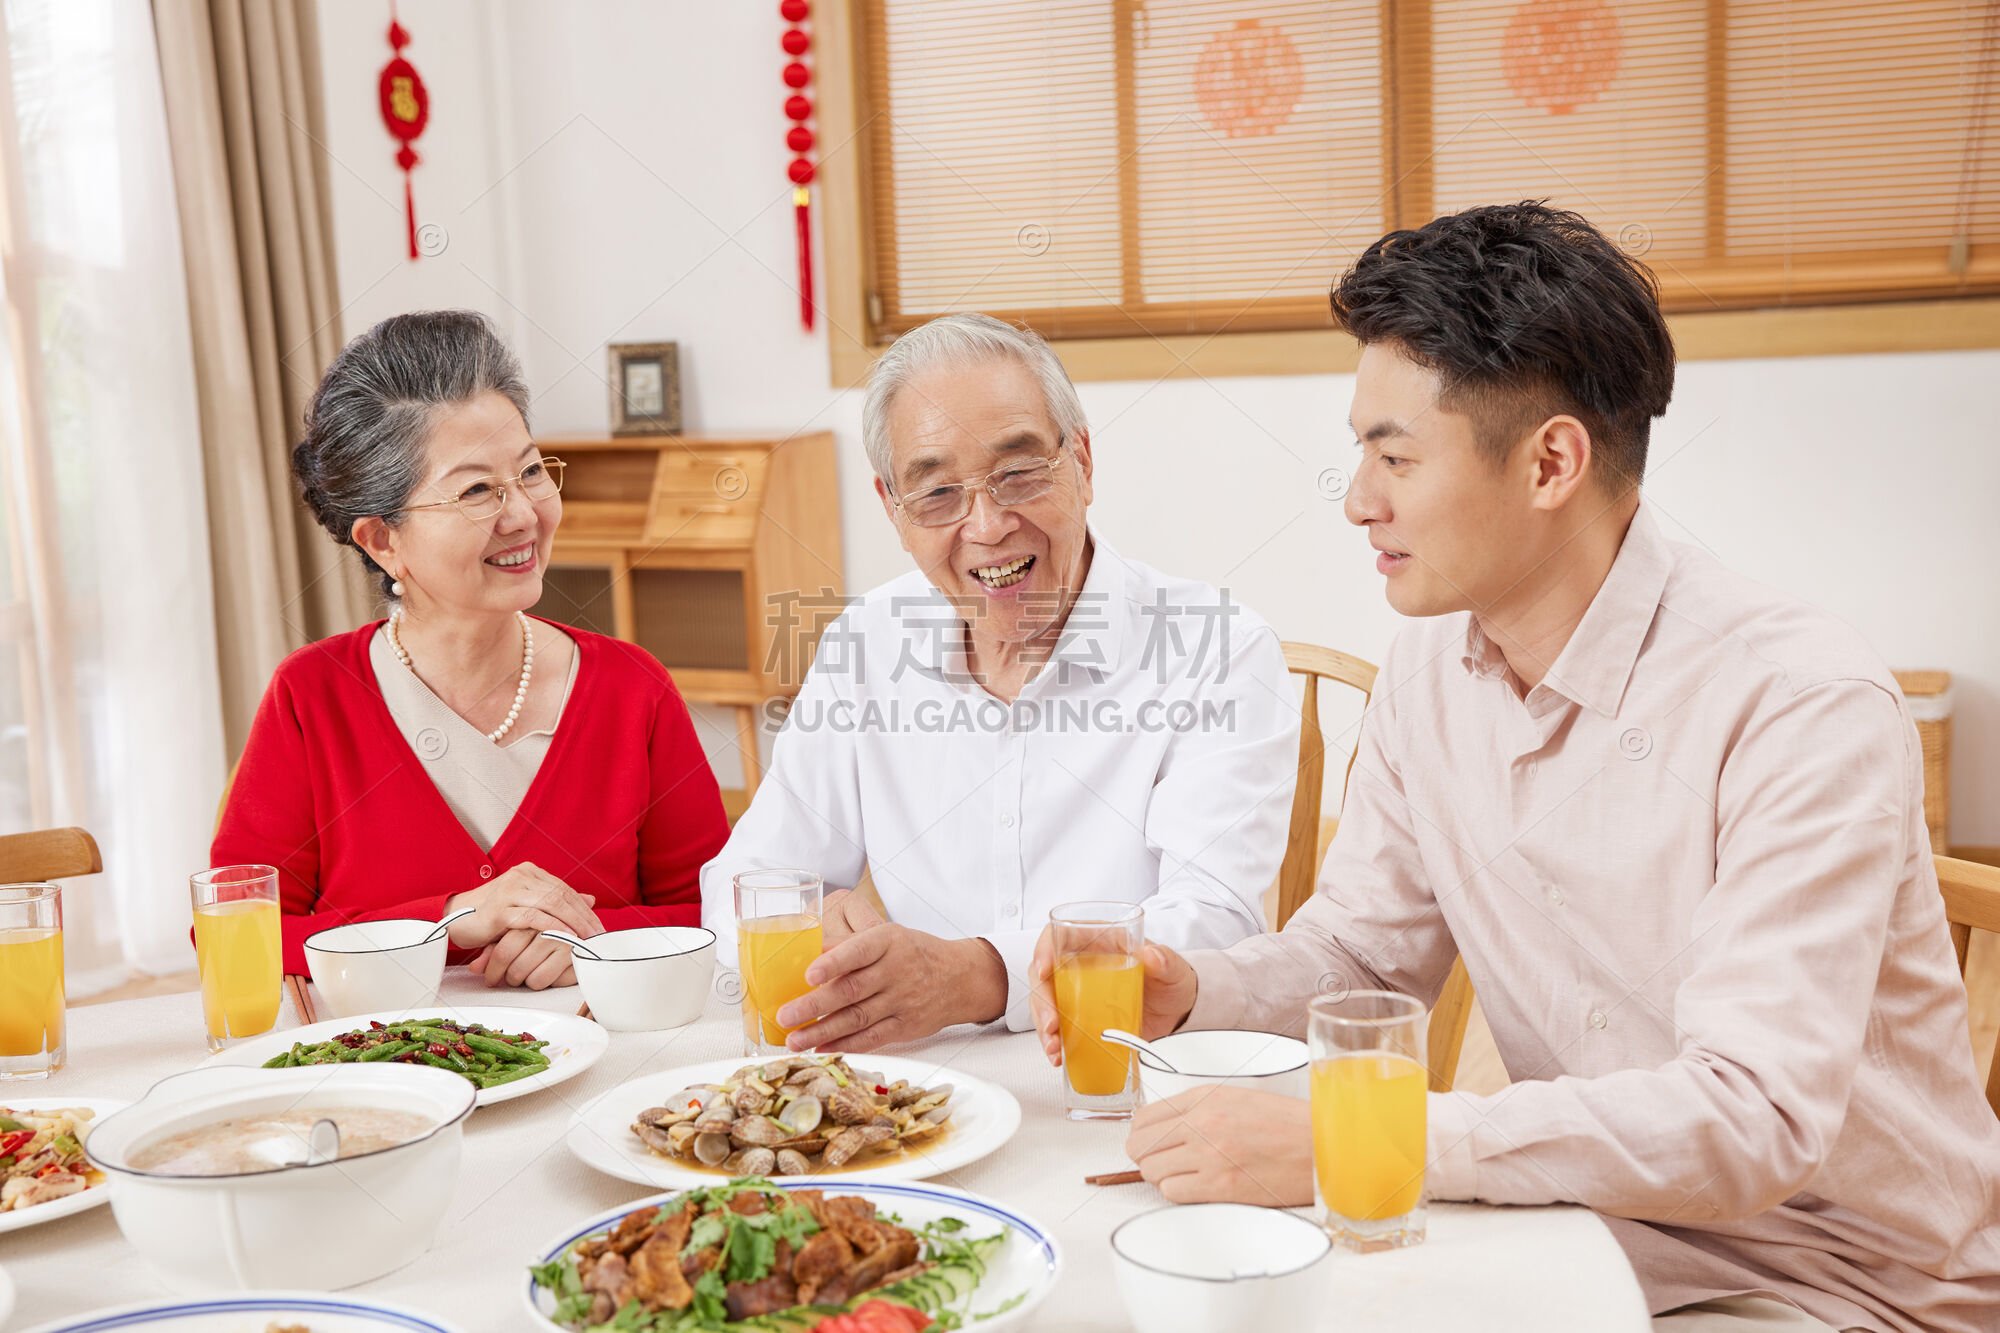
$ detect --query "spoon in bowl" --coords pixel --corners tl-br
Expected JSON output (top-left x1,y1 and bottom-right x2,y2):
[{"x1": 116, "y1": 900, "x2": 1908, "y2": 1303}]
[
  {"x1": 537, "y1": 929, "x2": 605, "y2": 962},
  {"x1": 421, "y1": 906, "x2": 478, "y2": 945},
  {"x1": 1102, "y1": 1028, "x2": 1179, "y2": 1073}
]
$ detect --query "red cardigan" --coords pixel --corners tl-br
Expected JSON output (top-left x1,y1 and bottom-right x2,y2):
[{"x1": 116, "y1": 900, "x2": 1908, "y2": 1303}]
[{"x1": 212, "y1": 619, "x2": 729, "y2": 975}]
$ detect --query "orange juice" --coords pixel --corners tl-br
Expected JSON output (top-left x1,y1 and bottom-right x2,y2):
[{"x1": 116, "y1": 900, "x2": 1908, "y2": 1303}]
[
  {"x1": 1312, "y1": 1051, "x2": 1427, "y2": 1221},
  {"x1": 1054, "y1": 952, "x2": 1144, "y2": 1096},
  {"x1": 0, "y1": 927, "x2": 64, "y2": 1057},
  {"x1": 193, "y1": 899, "x2": 281, "y2": 1044},
  {"x1": 740, "y1": 914, "x2": 823, "y2": 1045}
]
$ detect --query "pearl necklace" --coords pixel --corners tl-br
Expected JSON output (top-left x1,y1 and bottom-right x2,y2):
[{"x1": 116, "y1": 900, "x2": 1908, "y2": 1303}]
[{"x1": 388, "y1": 609, "x2": 534, "y2": 744}]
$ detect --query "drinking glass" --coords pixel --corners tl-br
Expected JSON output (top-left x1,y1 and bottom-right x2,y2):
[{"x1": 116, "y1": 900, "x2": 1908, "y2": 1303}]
[
  {"x1": 0, "y1": 883, "x2": 65, "y2": 1078},
  {"x1": 1051, "y1": 900, "x2": 1145, "y2": 1121},
  {"x1": 1309, "y1": 989, "x2": 1429, "y2": 1251},
  {"x1": 191, "y1": 865, "x2": 282, "y2": 1053},
  {"x1": 733, "y1": 870, "x2": 824, "y2": 1058}
]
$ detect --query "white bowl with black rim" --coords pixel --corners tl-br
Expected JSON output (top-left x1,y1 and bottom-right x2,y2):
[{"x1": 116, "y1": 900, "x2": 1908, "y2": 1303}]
[
  {"x1": 1111, "y1": 1202, "x2": 1331, "y2": 1331},
  {"x1": 304, "y1": 917, "x2": 451, "y2": 1019},
  {"x1": 553, "y1": 925, "x2": 715, "y2": 1031},
  {"x1": 1135, "y1": 1029, "x2": 1310, "y2": 1106}
]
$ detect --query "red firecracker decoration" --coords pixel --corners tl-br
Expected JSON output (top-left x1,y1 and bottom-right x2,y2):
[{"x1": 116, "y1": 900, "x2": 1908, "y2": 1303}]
[
  {"x1": 377, "y1": 3, "x2": 431, "y2": 259},
  {"x1": 782, "y1": 0, "x2": 816, "y2": 330},
  {"x1": 1502, "y1": 0, "x2": 1622, "y2": 115},
  {"x1": 1194, "y1": 18, "x2": 1304, "y2": 139}
]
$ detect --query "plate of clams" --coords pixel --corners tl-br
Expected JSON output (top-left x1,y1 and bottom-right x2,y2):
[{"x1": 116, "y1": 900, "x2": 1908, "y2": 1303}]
[{"x1": 562, "y1": 1052, "x2": 1022, "y2": 1189}]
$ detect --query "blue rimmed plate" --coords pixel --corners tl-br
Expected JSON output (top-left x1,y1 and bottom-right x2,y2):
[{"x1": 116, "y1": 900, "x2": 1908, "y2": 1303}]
[
  {"x1": 523, "y1": 1178, "x2": 1061, "y2": 1331},
  {"x1": 18, "y1": 1292, "x2": 466, "y2": 1332}
]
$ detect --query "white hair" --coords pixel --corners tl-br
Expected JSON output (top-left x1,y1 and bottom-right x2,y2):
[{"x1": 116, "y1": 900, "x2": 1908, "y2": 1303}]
[{"x1": 861, "y1": 313, "x2": 1088, "y2": 490}]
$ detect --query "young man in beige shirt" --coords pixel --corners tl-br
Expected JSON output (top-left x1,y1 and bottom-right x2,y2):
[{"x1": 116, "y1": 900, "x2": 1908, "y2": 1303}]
[{"x1": 1033, "y1": 203, "x2": 2000, "y2": 1331}]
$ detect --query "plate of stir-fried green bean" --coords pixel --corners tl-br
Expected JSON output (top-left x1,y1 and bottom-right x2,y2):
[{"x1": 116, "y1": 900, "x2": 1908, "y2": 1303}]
[{"x1": 200, "y1": 1007, "x2": 608, "y2": 1106}]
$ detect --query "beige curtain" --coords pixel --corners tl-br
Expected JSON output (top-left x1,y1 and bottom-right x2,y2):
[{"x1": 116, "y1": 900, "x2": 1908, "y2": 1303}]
[{"x1": 154, "y1": 0, "x2": 371, "y2": 757}]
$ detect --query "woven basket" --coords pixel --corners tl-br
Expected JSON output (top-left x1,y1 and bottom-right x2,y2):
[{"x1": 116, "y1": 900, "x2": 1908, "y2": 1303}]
[{"x1": 1894, "y1": 670, "x2": 1952, "y2": 853}]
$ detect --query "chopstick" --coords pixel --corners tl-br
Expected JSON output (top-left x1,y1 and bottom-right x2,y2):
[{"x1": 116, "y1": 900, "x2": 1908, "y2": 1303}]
[
  {"x1": 1085, "y1": 1169, "x2": 1143, "y2": 1186},
  {"x1": 286, "y1": 974, "x2": 318, "y2": 1026}
]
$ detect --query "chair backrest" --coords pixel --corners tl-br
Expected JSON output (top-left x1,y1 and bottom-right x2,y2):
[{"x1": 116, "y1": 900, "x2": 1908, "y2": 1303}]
[
  {"x1": 1275, "y1": 642, "x2": 1476, "y2": 1093},
  {"x1": 1934, "y1": 853, "x2": 2000, "y2": 1119},
  {"x1": 1276, "y1": 642, "x2": 1377, "y2": 930},
  {"x1": 0, "y1": 826, "x2": 102, "y2": 883}
]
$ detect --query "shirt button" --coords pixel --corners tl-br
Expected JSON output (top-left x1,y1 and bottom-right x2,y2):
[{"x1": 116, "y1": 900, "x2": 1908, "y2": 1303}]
[
  {"x1": 1002, "y1": 904, "x2": 1018, "y2": 918},
  {"x1": 1588, "y1": 1009, "x2": 1607, "y2": 1030},
  {"x1": 1545, "y1": 886, "x2": 1565, "y2": 906},
  {"x1": 1000, "y1": 813, "x2": 1016, "y2": 828},
  {"x1": 479, "y1": 865, "x2": 494, "y2": 880}
]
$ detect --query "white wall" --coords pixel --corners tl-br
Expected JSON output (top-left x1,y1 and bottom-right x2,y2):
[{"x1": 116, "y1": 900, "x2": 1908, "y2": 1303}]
[{"x1": 314, "y1": 1, "x2": 2000, "y2": 838}]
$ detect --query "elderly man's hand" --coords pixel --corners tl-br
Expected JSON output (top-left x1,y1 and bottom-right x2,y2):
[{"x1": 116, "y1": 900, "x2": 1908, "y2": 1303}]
[
  {"x1": 1126, "y1": 1087, "x2": 1314, "y2": 1207},
  {"x1": 776, "y1": 897, "x2": 1008, "y2": 1052},
  {"x1": 1028, "y1": 927, "x2": 1201, "y2": 1067}
]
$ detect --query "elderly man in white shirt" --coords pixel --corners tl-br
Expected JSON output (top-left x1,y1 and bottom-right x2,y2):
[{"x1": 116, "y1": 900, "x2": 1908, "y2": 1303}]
[{"x1": 700, "y1": 313, "x2": 1297, "y2": 1048}]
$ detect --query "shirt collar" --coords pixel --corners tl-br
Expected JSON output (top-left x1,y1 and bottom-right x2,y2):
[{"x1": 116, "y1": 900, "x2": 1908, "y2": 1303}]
[{"x1": 1461, "y1": 501, "x2": 1673, "y2": 718}]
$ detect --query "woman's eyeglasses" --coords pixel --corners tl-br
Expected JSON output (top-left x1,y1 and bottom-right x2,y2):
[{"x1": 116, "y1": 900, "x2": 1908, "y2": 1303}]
[
  {"x1": 890, "y1": 443, "x2": 1070, "y2": 528},
  {"x1": 403, "y1": 456, "x2": 566, "y2": 521}
]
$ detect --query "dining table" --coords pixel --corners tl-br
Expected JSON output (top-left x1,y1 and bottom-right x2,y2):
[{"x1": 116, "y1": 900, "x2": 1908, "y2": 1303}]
[{"x1": 2, "y1": 968, "x2": 1652, "y2": 1331}]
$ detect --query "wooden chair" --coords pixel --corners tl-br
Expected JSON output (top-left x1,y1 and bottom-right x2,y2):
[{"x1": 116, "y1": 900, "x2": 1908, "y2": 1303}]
[
  {"x1": 1935, "y1": 854, "x2": 2000, "y2": 1119},
  {"x1": 0, "y1": 826, "x2": 102, "y2": 882},
  {"x1": 1276, "y1": 641, "x2": 1476, "y2": 1092}
]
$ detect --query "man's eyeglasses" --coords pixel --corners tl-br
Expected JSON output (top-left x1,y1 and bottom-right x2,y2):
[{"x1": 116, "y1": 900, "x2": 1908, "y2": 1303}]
[
  {"x1": 890, "y1": 443, "x2": 1070, "y2": 528},
  {"x1": 403, "y1": 456, "x2": 567, "y2": 521}
]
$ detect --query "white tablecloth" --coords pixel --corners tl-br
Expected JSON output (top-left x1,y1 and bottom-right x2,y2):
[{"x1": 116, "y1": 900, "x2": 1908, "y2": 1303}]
[{"x1": 1, "y1": 972, "x2": 1650, "y2": 1331}]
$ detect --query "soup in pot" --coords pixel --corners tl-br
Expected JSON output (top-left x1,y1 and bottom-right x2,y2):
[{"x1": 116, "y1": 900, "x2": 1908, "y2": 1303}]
[{"x1": 128, "y1": 1106, "x2": 433, "y2": 1176}]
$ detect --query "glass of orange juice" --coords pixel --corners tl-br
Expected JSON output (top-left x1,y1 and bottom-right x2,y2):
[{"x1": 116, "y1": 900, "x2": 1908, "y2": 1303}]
[
  {"x1": 1051, "y1": 900, "x2": 1145, "y2": 1121},
  {"x1": 191, "y1": 865, "x2": 282, "y2": 1053},
  {"x1": 733, "y1": 869, "x2": 823, "y2": 1057},
  {"x1": 1309, "y1": 989, "x2": 1429, "y2": 1251},
  {"x1": 0, "y1": 883, "x2": 65, "y2": 1079}
]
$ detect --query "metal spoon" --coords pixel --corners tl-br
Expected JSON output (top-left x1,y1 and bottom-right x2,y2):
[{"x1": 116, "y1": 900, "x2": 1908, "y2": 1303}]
[
  {"x1": 537, "y1": 929, "x2": 605, "y2": 961},
  {"x1": 1102, "y1": 1028, "x2": 1179, "y2": 1073}
]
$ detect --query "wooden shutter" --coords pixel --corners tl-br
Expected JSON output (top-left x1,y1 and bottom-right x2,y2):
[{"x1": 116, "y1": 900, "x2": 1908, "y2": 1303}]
[{"x1": 856, "y1": 1, "x2": 2000, "y2": 339}]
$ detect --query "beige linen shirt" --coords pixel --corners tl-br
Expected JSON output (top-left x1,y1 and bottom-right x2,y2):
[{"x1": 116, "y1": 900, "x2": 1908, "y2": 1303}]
[{"x1": 1186, "y1": 504, "x2": 2000, "y2": 1331}]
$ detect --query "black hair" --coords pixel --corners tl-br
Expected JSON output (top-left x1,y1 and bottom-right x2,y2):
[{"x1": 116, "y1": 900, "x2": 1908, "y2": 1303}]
[{"x1": 1330, "y1": 201, "x2": 1675, "y2": 490}]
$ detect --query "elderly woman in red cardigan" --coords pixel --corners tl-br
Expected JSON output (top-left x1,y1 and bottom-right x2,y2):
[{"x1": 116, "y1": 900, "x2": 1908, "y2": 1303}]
[{"x1": 213, "y1": 311, "x2": 728, "y2": 988}]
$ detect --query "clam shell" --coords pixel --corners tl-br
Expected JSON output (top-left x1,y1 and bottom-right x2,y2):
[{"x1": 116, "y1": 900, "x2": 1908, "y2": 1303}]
[
  {"x1": 777, "y1": 1095, "x2": 824, "y2": 1135},
  {"x1": 828, "y1": 1084, "x2": 876, "y2": 1125},
  {"x1": 823, "y1": 1126, "x2": 867, "y2": 1168},
  {"x1": 775, "y1": 1148, "x2": 811, "y2": 1176},
  {"x1": 886, "y1": 1081, "x2": 922, "y2": 1108},
  {"x1": 668, "y1": 1122, "x2": 701, "y2": 1152},
  {"x1": 774, "y1": 1133, "x2": 827, "y2": 1154},
  {"x1": 733, "y1": 1082, "x2": 775, "y2": 1117},
  {"x1": 738, "y1": 1147, "x2": 777, "y2": 1176},
  {"x1": 785, "y1": 1064, "x2": 824, "y2": 1086},
  {"x1": 805, "y1": 1074, "x2": 839, "y2": 1101},
  {"x1": 633, "y1": 1122, "x2": 678, "y2": 1154},
  {"x1": 695, "y1": 1102, "x2": 737, "y2": 1127},
  {"x1": 693, "y1": 1130, "x2": 732, "y2": 1166},
  {"x1": 898, "y1": 1117, "x2": 941, "y2": 1142},
  {"x1": 730, "y1": 1116, "x2": 789, "y2": 1147},
  {"x1": 921, "y1": 1104, "x2": 952, "y2": 1126}
]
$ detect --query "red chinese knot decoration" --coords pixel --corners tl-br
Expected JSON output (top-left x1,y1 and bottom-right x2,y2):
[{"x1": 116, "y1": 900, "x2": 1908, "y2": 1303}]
[
  {"x1": 1502, "y1": 0, "x2": 1622, "y2": 115},
  {"x1": 782, "y1": 0, "x2": 816, "y2": 330},
  {"x1": 377, "y1": 4, "x2": 430, "y2": 259},
  {"x1": 1194, "y1": 18, "x2": 1304, "y2": 139}
]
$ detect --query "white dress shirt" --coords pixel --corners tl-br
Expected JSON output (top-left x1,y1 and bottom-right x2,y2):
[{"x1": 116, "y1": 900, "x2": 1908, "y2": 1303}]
[{"x1": 702, "y1": 536, "x2": 1299, "y2": 1030}]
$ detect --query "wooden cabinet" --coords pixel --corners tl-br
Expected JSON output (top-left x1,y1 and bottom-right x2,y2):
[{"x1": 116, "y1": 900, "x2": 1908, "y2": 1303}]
[{"x1": 534, "y1": 433, "x2": 843, "y2": 792}]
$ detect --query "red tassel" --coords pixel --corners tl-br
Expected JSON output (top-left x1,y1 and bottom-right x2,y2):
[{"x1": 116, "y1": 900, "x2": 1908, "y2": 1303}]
[
  {"x1": 404, "y1": 174, "x2": 419, "y2": 260},
  {"x1": 794, "y1": 186, "x2": 814, "y2": 331}
]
